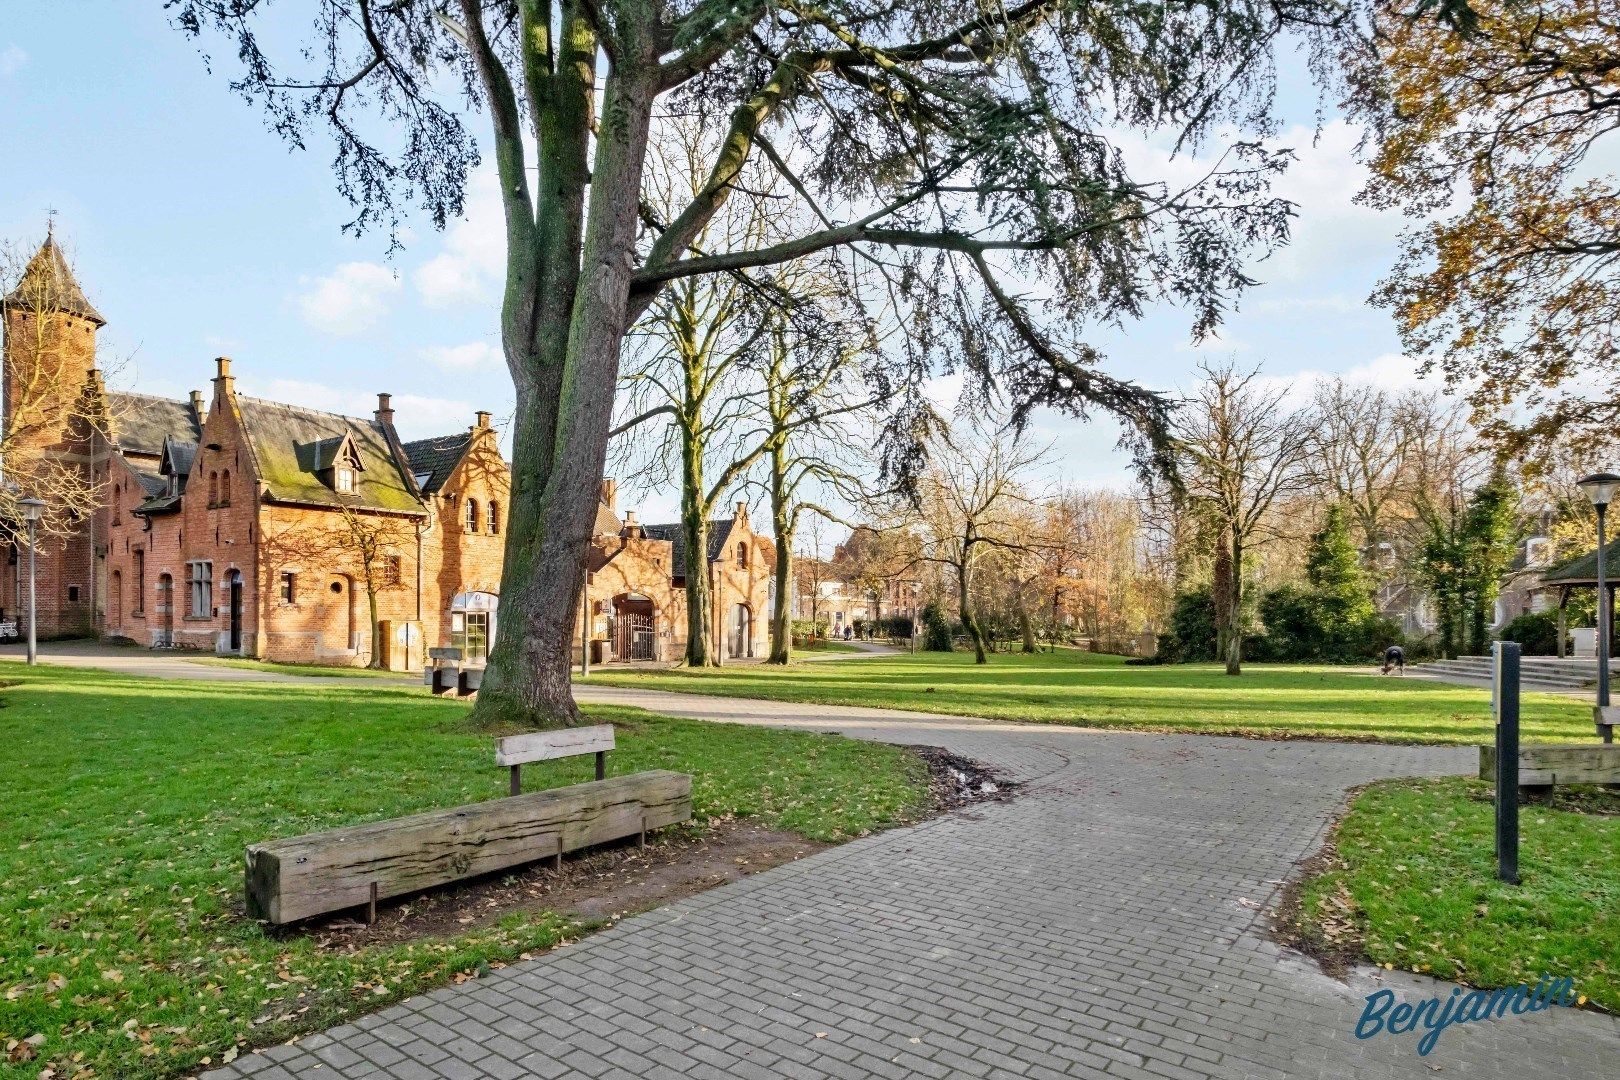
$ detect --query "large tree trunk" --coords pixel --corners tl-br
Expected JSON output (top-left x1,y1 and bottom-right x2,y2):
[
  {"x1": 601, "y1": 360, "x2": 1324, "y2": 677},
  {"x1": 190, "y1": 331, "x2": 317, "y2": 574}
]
[
  {"x1": 958, "y1": 558, "x2": 988, "y2": 664},
  {"x1": 1019, "y1": 604, "x2": 1037, "y2": 653},
  {"x1": 1224, "y1": 534, "x2": 1243, "y2": 676},
  {"x1": 767, "y1": 444, "x2": 793, "y2": 664},
  {"x1": 1212, "y1": 526, "x2": 1234, "y2": 663},
  {"x1": 472, "y1": 58, "x2": 656, "y2": 729},
  {"x1": 680, "y1": 440, "x2": 712, "y2": 667}
]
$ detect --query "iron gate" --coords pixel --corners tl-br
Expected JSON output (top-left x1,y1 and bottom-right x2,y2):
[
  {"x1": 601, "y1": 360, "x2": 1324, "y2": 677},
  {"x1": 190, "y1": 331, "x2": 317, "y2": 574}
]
[{"x1": 614, "y1": 612, "x2": 656, "y2": 661}]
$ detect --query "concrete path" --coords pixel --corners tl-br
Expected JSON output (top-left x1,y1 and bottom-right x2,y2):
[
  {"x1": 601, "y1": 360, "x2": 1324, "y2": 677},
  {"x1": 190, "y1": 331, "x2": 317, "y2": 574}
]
[
  {"x1": 0, "y1": 640, "x2": 893, "y2": 682},
  {"x1": 198, "y1": 684, "x2": 1618, "y2": 1080},
  {"x1": 0, "y1": 639, "x2": 340, "y2": 683}
]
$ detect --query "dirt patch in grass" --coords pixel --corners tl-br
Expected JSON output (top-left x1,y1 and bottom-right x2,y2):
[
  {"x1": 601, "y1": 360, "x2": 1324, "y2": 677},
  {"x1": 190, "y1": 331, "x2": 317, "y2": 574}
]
[
  {"x1": 1269, "y1": 790, "x2": 1367, "y2": 981},
  {"x1": 285, "y1": 745, "x2": 1015, "y2": 952}
]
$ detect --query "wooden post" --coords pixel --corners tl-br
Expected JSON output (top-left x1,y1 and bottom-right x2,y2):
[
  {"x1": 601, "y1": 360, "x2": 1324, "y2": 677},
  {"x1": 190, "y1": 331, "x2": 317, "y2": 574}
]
[
  {"x1": 1494, "y1": 641, "x2": 1520, "y2": 885},
  {"x1": 367, "y1": 881, "x2": 379, "y2": 925},
  {"x1": 509, "y1": 764, "x2": 521, "y2": 796},
  {"x1": 595, "y1": 749, "x2": 606, "y2": 781}
]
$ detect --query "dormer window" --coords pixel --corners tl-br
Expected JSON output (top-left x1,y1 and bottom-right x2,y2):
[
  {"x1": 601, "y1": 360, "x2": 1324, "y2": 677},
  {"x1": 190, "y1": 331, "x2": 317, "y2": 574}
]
[{"x1": 304, "y1": 432, "x2": 366, "y2": 496}]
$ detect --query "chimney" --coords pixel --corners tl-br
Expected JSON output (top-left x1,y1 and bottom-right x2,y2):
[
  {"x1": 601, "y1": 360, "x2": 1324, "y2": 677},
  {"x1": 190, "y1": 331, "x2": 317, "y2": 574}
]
[
  {"x1": 600, "y1": 477, "x2": 618, "y2": 511},
  {"x1": 735, "y1": 499, "x2": 747, "y2": 518},
  {"x1": 622, "y1": 510, "x2": 641, "y2": 539},
  {"x1": 475, "y1": 410, "x2": 491, "y2": 430},
  {"x1": 189, "y1": 389, "x2": 207, "y2": 426},
  {"x1": 375, "y1": 392, "x2": 395, "y2": 427},
  {"x1": 212, "y1": 356, "x2": 235, "y2": 398}
]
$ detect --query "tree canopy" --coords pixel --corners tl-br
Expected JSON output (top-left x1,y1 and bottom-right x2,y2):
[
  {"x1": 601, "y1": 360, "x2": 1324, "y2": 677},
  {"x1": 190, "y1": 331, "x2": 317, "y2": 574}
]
[
  {"x1": 1351, "y1": 0, "x2": 1620, "y2": 469},
  {"x1": 173, "y1": 0, "x2": 1361, "y2": 724}
]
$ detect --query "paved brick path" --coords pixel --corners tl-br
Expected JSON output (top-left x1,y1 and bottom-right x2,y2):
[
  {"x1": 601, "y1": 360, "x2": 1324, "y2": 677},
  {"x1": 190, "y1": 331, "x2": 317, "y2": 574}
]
[{"x1": 205, "y1": 685, "x2": 1618, "y2": 1080}]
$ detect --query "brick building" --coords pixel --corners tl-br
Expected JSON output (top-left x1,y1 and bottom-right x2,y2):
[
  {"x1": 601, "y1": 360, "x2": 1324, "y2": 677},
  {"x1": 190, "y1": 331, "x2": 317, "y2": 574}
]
[
  {"x1": 580, "y1": 481, "x2": 776, "y2": 663},
  {"x1": 1, "y1": 234, "x2": 774, "y2": 668}
]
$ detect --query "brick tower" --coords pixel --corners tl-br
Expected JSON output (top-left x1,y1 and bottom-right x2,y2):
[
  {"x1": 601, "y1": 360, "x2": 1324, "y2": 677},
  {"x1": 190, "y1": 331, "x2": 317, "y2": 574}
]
[{"x1": 1, "y1": 228, "x2": 106, "y2": 635}]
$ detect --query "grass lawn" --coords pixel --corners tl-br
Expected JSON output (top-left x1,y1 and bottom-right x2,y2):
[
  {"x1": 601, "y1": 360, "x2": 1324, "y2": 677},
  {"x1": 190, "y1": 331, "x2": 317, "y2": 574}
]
[
  {"x1": 586, "y1": 648, "x2": 1597, "y2": 744},
  {"x1": 1291, "y1": 778, "x2": 1619, "y2": 1012},
  {"x1": 0, "y1": 665, "x2": 928, "y2": 1079},
  {"x1": 180, "y1": 657, "x2": 410, "y2": 679}
]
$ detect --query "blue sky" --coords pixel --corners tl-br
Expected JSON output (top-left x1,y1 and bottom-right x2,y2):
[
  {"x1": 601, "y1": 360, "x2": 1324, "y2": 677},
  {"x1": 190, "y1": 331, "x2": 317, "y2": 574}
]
[{"x1": 1, "y1": 6, "x2": 1428, "y2": 522}]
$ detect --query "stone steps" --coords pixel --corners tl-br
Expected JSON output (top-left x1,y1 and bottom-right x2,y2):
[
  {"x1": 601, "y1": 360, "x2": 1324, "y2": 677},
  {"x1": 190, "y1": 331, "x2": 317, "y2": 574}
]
[{"x1": 1414, "y1": 655, "x2": 1618, "y2": 692}]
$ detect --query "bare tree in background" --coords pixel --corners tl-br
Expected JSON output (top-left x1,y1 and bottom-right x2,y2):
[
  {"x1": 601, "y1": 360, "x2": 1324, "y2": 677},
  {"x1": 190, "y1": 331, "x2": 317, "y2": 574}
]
[
  {"x1": 1305, "y1": 379, "x2": 1417, "y2": 566},
  {"x1": 910, "y1": 419, "x2": 1048, "y2": 664},
  {"x1": 614, "y1": 127, "x2": 888, "y2": 665},
  {"x1": 757, "y1": 321, "x2": 887, "y2": 662},
  {"x1": 1175, "y1": 362, "x2": 1312, "y2": 675}
]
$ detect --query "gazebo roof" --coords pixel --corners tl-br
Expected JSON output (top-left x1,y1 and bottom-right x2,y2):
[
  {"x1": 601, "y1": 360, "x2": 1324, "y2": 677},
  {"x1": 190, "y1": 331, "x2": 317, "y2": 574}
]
[{"x1": 1540, "y1": 544, "x2": 1620, "y2": 587}]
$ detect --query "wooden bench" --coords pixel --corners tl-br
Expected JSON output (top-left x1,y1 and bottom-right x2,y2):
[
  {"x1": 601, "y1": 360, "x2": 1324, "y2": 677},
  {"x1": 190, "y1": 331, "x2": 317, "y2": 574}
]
[
  {"x1": 1478, "y1": 743, "x2": 1620, "y2": 791},
  {"x1": 497, "y1": 723, "x2": 615, "y2": 794},
  {"x1": 244, "y1": 725, "x2": 691, "y2": 924}
]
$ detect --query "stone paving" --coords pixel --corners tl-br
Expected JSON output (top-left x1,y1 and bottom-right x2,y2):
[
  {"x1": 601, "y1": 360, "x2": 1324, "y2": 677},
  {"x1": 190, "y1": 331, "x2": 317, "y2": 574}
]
[{"x1": 193, "y1": 684, "x2": 1620, "y2": 1079}]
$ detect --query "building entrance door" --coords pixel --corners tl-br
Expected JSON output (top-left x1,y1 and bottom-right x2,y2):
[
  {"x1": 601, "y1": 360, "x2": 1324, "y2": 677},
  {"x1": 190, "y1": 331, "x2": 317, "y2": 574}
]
[{"x1": 228, "y1": 571, "x2": 243, "y2": 653}]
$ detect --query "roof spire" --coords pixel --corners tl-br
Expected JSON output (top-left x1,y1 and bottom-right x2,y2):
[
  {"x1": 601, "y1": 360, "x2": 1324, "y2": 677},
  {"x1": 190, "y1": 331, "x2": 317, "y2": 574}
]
[{"x1": 4, "y1": 227, "x2": 105, "y2": 326}]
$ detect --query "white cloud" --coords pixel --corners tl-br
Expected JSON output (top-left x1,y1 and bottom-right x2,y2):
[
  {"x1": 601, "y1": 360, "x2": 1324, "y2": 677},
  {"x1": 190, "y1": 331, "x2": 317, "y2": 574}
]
[
  {"x1": 413, "y1": 165, "x2": 504, "y2": 307},
  {"x1": 421, "y1": 341, "x2": 502, "y2": 372},
  {"x1": 293, "y1": 262, "x2": 400, "y2": 336},
  {"x1": 0, "y1": 45, "x2": 26, "y2": 78}
]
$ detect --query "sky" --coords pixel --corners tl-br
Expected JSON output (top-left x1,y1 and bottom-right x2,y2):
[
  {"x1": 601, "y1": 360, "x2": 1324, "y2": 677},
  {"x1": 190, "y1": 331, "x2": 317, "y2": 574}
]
[{"x1": 0, "y1": 6, "x2": 1432, "y2": 524}]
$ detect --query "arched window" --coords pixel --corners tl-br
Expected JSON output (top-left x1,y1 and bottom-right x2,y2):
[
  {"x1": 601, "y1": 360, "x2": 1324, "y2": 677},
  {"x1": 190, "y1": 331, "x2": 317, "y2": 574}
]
[
  {"x1": 465, "y1": 499, "x2": 479, "y2": 532},
  {"x1": 737, "y1": 542, "x2": 748, "y2": 568},
  {"x1": 219, "y1": 470, "x2": 231, "y2": 506},
  {"x1": 208, "y1": 471, "x2": 218, "y2": 507},
  {"x1": 488, "y1": 500, "x2": 501, "y2": 534}
]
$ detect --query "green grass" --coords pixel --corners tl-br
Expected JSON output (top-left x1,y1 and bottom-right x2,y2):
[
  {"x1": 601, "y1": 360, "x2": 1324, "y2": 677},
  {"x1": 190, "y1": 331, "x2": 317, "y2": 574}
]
[
  {"x1": 180, "y1": 656, "x2": 409, "y2": 679},
  {"x1": 587, "y1": 649, "x2": 1597, "y2": 744},
  {"x1": 0, "y1": 665, "x2": 928, "y2": 1079},
  {"x1": 1296, "y1": 777, "x2": 1619, "y2": 1011}
]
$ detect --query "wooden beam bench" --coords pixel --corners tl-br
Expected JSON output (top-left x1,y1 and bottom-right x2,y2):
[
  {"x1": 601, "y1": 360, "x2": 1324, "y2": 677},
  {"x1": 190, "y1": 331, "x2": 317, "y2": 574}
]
[
  {"x1": 1478, "y1": 743, "x2": 1620, "y2": 791},
  {"x1": 245, "y1": 725, "x2": 691, "y2": 924}
]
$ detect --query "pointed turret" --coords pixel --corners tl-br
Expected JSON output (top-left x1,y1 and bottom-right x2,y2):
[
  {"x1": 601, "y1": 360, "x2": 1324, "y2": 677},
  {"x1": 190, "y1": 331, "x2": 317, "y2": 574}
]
[{"x1": 3, "y1": 232, "x2": 105, "y2": 326}]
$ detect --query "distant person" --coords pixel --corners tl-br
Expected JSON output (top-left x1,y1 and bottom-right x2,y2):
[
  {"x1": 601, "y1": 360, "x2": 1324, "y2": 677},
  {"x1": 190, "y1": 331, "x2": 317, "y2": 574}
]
[{"x1": 1382, "y1": 644, "x2": 1405, "y2": 675}]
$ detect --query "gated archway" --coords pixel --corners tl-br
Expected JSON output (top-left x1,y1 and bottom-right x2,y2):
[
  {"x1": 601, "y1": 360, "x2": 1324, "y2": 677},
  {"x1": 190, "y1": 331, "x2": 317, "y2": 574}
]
[
  {"x1": 612, "y1": 593, "x2": 657, "y2": 661},
  {"x1": 729, "y1": 602, "x2": 753, "y2": 659}
]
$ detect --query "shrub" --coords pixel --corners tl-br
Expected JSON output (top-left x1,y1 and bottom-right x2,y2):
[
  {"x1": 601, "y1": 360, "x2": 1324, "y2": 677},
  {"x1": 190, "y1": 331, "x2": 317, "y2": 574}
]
[
  {"x1": 1498, "y1": 609, "x2": 1565, "y2": 656},
  {"x1": 1161, "y1": 587, "x2": 1218, "y2": 663},
  {"x1": 791, "y1": 619, "x2": 827, "y2": 639},
  {"x1": 877, "y1": 616, "x2": 915, "y2": 639},
  {"x1": 921, "y1": 602, "x2": 954, "y2": 651}
]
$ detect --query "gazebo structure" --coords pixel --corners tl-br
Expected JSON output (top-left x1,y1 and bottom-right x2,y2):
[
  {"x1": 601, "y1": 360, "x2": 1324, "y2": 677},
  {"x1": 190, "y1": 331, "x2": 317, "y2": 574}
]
[{"x1": 1538, "y1": 545, "x2": 1620, "y2": 659}]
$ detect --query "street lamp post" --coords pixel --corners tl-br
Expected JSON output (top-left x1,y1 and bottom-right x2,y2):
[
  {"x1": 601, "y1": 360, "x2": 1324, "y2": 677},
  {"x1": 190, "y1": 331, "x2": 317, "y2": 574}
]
[
  {"x1": 18, "y1": 497, "x2": 45, "y2": 666},
  {"x1": 1577, "y1": 473, "x2": 1620, "y2": 740}
]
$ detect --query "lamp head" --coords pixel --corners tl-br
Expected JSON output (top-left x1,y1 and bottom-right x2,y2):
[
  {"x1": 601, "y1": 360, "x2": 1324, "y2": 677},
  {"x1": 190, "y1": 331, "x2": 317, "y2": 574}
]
[
  {"x1": 1578, "y1": 472, "x2": 1620, "y2": 511},
  {"x1": 17, "y1": 497, "x2": 46, "y2": 523}
]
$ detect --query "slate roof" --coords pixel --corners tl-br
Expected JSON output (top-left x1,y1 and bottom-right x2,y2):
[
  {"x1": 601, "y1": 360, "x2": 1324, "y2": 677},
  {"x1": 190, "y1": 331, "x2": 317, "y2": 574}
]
[
  {"x1": 402, "y1": 433, "x2": 472, "y2": 495},
  {"x1": 236, "y1": 396, "x2": 422, "y2": 514},
  {"x1": 106, "y1": 392, "x2": 203, "y2": 457},
  {"x1": 1541, "y1": 544, "x2": 1620, "y2": 587},
  {"x1": 641, "y1": 518, "x2": 735, "y2": 578},
  {"x1": 3, "y1": 235, "x2": 105, "y2": 325}
]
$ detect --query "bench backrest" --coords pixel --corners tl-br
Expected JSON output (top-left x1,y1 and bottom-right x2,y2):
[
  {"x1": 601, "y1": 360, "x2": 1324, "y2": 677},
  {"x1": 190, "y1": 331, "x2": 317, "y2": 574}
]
[
  {"x1": 495, "y1": 724, "x2": 615, "y2": 767},
  {"x1": 1596, "y1": 706, "x2": 1620, "y2": 727}
]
